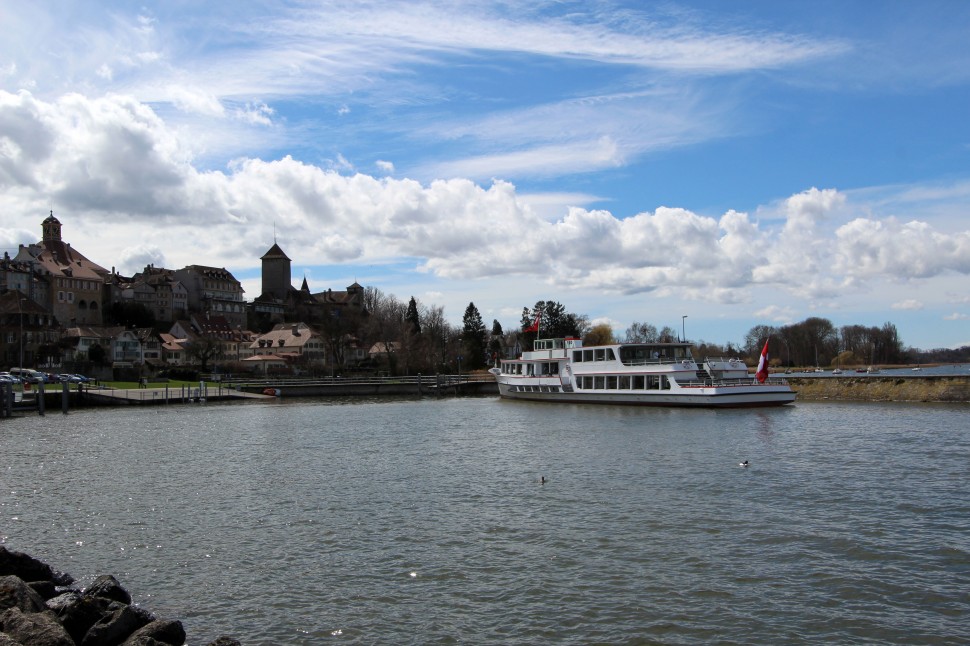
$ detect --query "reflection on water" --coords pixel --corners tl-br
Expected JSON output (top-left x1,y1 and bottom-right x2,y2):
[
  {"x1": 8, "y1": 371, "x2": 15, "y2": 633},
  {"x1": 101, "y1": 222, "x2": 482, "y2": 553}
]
[{"x1": 2, "y1": 398, "x2": 969, "y2": 645}]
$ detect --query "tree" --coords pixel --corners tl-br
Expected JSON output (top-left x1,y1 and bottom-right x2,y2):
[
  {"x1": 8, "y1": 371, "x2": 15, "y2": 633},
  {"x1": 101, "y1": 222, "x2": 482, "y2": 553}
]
[
  {"x1": 184, "y1": 337, "x2": 223, "y2": 371},
  {"x1": 405, "y1": 297, "x2": 421, "y2": 335},
  {"x1": 106, "y1": 301, "x2": 156, "y2": 328},
  {"x1": 520, "y1": 300, "x2": 583, "y2": 339},
  {"x1": 88, "y1": 343, "x2": 107, "y2": 366},
  {"x1": 488, "y1": 319, "x2": 504, "y2": 365},
  {"x1": 461, "y1": 302, "x2": 487, "y2": 370},
  {"x1": 624, "y1": 321, "x2": 659, "y2": 343},
  {"x1": 584, "y1": 323, "x2": 615, "y2": 346}
]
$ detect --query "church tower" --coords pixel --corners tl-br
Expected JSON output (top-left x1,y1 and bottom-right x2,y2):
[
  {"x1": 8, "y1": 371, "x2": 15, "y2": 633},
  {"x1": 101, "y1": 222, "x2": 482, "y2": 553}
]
[{"x1": 260, "y1": 242, "x2": 292, "y2": 301}]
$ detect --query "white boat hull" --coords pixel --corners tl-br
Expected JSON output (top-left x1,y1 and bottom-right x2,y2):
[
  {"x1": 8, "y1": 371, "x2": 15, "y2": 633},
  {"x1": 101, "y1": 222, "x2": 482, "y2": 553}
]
[{"x1": 496, "y1": 380, "x2": 795, "y2": 408}]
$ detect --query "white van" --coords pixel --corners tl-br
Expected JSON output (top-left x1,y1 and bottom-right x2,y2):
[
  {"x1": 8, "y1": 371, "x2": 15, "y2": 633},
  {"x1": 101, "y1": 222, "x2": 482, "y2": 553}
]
[{"x1": 9, "y1": 368, "x2": 45, "y2": 383}]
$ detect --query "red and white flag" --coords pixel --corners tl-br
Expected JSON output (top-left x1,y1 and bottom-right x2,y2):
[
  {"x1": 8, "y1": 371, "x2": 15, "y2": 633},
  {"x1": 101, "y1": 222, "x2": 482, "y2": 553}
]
[{"x1": 755, "y1": 339, "x2": 770, "y2": 383}]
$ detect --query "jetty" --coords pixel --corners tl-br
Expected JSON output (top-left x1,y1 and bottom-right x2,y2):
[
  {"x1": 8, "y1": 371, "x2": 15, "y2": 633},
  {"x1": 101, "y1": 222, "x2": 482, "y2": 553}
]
[{"x1": 1, "y1": 373, "x2": 499, "y2": 415}]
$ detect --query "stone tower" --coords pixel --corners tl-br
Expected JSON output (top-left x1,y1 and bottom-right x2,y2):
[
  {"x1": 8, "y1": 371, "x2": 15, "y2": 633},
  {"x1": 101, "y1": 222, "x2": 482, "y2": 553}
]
[{"x1": 260, "y1": 242, "x2": 292, "y2": 301}]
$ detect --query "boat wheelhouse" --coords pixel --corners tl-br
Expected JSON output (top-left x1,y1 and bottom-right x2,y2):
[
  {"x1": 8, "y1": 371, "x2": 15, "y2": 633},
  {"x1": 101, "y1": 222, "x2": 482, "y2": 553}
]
[{"x1": 493, "y1": 337, "x2": 795, "y2": 408}]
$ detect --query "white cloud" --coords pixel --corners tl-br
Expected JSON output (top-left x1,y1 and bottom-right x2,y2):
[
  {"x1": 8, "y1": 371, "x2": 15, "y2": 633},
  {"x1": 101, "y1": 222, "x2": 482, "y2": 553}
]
[
  {"x1": 4, "y1": 90, "x2": 970, "y2": 345},
  {"x1": 375, "y1": 160, "x2": 395, "y2": 174},
  {"x1": 892, "y1": 300, "x2": 923, "y2": 311},
  {"x1": 117, "y1": 245, "x2": 166, "y2": 275},
  {"x1": 943, "y1": 312, "x2": 968, "y2": 321}
]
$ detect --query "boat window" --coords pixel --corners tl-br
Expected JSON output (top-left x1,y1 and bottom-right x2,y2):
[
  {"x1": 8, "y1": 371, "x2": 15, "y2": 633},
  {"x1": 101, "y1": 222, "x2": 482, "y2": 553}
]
[
  {"x1": 661, "y1": 376, "x2": 671, "y2": 390},
  {"x1": 573, "y1": 351, "x2": 583, "y2": 362},
  {"x1": 647, "y1": 376, "x2": 659, "y2": 389},
  {"x1": 619, "y1": 376, "x2": 631, "y2": 389},
  {"x1": 594, "y1": 349, "x2": 606, "y2": 361},
  {"x1": 606, "y1": 376, "x2": 617, "y2": 389},
  {"x1": 606, "y1": 349, "x2": 616, "y2": 361},
  {"x1": 594, "y1": 376, "x2": 605, "y2": 389},
  {"x1": 633, "y1": 375, "x2": 645, "y2": 389}
]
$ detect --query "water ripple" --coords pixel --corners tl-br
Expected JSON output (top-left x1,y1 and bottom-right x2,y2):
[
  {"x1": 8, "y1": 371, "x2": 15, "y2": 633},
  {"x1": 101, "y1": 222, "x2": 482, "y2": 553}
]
[{"x1": 1, "y1": 399, "x2": 969, "y2": 644}]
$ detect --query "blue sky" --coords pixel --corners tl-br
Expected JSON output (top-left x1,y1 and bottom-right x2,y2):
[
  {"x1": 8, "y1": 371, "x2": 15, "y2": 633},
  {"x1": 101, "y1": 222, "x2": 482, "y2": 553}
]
[{"x1": 2, "y1": 0, "x2": 969, "y2": 351}]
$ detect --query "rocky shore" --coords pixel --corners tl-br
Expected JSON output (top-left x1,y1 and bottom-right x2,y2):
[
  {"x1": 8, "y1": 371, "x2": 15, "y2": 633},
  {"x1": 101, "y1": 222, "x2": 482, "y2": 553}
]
[{"x1": 0, "y1": 546, "x2": 238, "y2": 646}]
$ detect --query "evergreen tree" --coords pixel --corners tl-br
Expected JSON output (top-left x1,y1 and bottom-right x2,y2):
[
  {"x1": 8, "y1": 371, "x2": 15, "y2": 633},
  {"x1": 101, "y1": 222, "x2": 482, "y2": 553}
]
[
  {"x1": 405, "y1": 296, "x2": 421, "y2": 335},
  {"x1": 461, "y1": 302, "x2": 487, "y2": 369},
  {"x1": 520, "y1": 300, "x2": 584, "y2": 338},
  {"x1": 489, "y1": 319, "x2": 504, "y2": 365}
]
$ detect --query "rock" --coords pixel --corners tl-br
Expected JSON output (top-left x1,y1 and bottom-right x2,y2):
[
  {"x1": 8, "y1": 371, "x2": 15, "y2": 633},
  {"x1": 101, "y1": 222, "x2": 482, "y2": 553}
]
[
  {"x1": 121, "y1": 619, "x2": 187, "y2": 646},
  {"x1": 80, "y1": 603, "x2": 152, "y2": 646},
  {"x1": 0, "y1": 575, "x2": 47, "y2": 613},
  {"x1": 47, "y1": 591, "x2": 110, "y2": 644},
  {"x1": 206, "y1": 638, "x2": 243, "y2": 646},
  {"x1": 0, "y1": 607, "x2": 75, "y2": 646},
  {"x1": 0, "y1": 547, "x2": 74, "y2": 586},
  {"x1": 84, "y1": 574, "x2": 132, "y2": 605},
  {"x1": 0, "y1": 550, "x2": 239, "y2": 645},
  {"x1": 28, "y1": 579, "x2": 58, "y2": 600}
]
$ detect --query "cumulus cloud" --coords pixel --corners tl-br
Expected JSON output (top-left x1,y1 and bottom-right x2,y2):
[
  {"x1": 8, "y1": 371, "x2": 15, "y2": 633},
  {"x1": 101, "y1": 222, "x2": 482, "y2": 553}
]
[
  {"x1": 117, "y1": 245, "x2": 167, "y2": 275},
  {"x1": 3, "y1": 90, "x2": 970, "y2": 318},
  {"x1": 892, "y1": 299, "x2": 923, "y2": 311}
]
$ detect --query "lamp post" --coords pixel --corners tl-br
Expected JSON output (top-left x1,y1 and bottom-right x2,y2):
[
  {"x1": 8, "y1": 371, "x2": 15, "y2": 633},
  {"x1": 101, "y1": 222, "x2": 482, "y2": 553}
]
[
  {"x1": 18, "y1": 297, "x2": 25, "y2": 371},
  {"x1": 681, "y1": 315, "x2": 687, "y2": 343}
]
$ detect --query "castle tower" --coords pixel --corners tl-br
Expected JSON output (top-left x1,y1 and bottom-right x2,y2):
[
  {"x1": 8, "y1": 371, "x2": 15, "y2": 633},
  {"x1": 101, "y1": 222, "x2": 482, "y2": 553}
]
[{"x1": 260, "y1": 242, "x2": 292, "y2": 301}]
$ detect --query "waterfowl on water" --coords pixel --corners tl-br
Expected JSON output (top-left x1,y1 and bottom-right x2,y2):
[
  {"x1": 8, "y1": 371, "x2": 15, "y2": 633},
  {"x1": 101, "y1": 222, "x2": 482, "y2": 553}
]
[{"x1": 739, "y1": 460, "x2": 749, "y2": 467}]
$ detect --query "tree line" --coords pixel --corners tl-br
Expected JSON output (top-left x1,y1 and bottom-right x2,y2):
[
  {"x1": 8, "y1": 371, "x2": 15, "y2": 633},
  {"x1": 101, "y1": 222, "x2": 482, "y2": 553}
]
[{"x1": 316, "y1": 289, "x2": 968, "y2": 375}]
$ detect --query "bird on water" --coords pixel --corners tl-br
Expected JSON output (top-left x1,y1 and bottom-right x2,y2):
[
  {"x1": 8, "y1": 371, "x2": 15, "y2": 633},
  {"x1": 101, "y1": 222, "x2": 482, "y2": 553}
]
[{"x1": 739, "y1": 460, "x2": 749, "y2": 467}]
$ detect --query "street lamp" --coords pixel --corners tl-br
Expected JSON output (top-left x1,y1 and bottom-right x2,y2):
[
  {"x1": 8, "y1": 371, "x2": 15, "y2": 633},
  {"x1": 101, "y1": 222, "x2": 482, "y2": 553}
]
[
  {"x1": 18, "y1": 297, "x2": 25, "y2": 371},
  {"x1": 681, "y1": 315, "x2": 688, "y2": 343}
]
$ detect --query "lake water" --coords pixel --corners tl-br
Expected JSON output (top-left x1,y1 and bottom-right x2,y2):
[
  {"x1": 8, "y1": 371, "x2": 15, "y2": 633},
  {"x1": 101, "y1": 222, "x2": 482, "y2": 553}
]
[{"x1": 2, "y1": 397, "x2": 969, "y2": 645}]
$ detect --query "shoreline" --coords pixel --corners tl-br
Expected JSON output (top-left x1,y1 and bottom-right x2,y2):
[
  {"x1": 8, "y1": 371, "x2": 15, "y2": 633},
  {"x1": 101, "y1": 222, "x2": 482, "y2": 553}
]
[{"x1": 786, "y1": 375, "x2": 970, "y2": 402}]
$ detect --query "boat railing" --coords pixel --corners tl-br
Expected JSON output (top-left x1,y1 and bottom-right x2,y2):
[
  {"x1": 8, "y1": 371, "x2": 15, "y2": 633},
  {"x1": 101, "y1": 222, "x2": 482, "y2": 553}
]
[
  {"x1": 677, "y1": 376, "x2": 789, "y2": 388},
  {"x1": 620, "y1": 357, "x2": 694, "y2": 367},
  {"x1": 705, "y1": 356, "x2": 747, "y2": 366}
]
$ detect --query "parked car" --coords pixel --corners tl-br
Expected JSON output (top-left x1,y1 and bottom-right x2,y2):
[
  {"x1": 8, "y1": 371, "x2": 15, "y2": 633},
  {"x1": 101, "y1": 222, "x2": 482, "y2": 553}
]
[
  {"x1": 58, "y1": 374, "x2": 81, "y2": 383},
  {"x1": 0, "y1": 372, "x2": 20, "y2": 384},
  {"x1": 73, "y1": 374, "x2": 92, "y2": 383},
  {"x1": 9, "y1": 368, "x2": 44, "y2": 383}
]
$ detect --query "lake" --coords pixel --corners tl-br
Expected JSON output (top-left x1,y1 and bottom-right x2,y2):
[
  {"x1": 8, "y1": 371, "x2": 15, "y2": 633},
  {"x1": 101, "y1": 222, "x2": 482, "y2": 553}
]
[{"x1": 2, "y1": 397, "x2": 968, "y2": 644}]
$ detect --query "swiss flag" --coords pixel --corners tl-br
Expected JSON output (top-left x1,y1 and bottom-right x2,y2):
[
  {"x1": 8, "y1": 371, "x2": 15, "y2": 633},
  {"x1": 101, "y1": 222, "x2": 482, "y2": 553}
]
[{"x1": 755, "y1": 339, "x2": 770, "y2": 383}]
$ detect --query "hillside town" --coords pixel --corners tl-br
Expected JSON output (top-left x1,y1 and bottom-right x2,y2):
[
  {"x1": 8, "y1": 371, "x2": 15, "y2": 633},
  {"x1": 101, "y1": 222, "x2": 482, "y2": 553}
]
[{"x1": 0, "y1": 213, "x2": 379, "y2": 380}]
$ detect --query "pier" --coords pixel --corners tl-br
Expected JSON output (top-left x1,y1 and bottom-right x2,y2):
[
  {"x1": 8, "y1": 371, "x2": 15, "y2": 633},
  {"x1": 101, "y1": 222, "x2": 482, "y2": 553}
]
[{"x1": 1, "y1": 373, "x2": 499, "y2": 415}]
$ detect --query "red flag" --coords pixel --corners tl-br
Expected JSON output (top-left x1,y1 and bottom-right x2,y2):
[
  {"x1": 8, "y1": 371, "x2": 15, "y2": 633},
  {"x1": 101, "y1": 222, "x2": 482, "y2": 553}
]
[
  {"x1": 523, "y1": 312, "x2": 540, "y2": 333},
  {"x1": 756, "y1": 339, "x2": 770, "y2": 383}
]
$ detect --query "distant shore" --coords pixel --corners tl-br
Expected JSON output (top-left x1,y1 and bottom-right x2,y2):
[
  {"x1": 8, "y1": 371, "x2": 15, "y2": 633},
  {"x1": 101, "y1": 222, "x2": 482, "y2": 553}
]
[{"x1": 786, "y1": 374, "x2": 970, "y2": 402}]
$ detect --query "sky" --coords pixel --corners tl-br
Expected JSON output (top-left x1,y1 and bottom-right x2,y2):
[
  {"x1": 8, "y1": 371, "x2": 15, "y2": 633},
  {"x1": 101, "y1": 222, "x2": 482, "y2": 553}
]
[{"x1": 1, "y1": 0, "x2": 969, "y2": 351}]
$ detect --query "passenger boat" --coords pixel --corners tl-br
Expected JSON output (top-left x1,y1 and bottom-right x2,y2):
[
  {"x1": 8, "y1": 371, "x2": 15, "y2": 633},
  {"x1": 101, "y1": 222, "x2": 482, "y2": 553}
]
[{"x1": 492, "y1": 337, "x2": 795, "y2": 408}]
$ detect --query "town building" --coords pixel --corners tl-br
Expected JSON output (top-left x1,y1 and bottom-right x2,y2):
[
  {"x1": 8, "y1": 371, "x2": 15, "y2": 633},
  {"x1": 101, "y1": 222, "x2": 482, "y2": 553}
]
[
  {"x1": 14, "y1": 212, "x2": 110, "y2": 326},
  {"x1": 173, "y1": 265, "x2": 247, "y2": 330}
]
